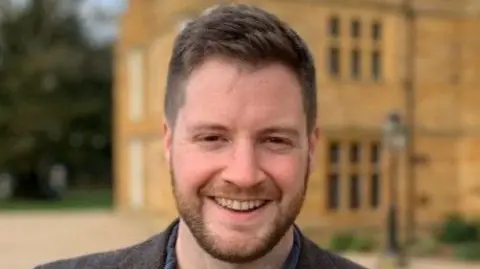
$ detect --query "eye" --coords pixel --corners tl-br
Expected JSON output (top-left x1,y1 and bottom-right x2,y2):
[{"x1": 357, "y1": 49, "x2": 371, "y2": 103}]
[
  {"x1": 202, "y1": 135, "x2": 226, "y2": 142},
  {"x1": 263, "y1": 137, "x2": 294, "y2": 148},
  {"x1": 261, "y1": 136, "x2": 295, "y2": 153},
  {"x1": 264, "y1": 136, "x2": 291, "y2": 145},
  {"x1": 193, "y1": 134, "x2": 229, "y2": 147}
]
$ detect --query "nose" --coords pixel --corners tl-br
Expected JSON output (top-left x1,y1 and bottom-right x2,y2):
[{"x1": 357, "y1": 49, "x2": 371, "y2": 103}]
[{"x1": 222, "y1": 139, "x2": 262, "y2": 188}]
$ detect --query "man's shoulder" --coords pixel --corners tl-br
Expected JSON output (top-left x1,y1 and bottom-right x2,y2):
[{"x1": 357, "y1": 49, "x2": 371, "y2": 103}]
[
  {"x1": 34, "y1": 233, "x2": 165, "y2": 269},
  {"x1": 33, "y1": 246, "x2": 130, "y2": 269},
  {"x1": 34, "y1": 221, "x2": 176, "y2": 269},
  {"x1": 299, "y1": 234, "x2": 368, "y2": 269}
]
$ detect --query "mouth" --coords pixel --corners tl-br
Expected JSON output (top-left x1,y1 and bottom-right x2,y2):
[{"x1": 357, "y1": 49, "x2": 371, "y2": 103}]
[{"x1": 210, "y1": 197, "x2": 270, "y2": 213}]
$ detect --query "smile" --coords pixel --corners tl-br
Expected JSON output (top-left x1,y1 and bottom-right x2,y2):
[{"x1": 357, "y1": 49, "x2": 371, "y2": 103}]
[{"x1": 212, "y1": 197, "x2": 268, "y2": 212}]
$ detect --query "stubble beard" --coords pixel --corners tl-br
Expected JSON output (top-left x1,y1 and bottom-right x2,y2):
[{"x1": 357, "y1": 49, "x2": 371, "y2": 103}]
[{"x1": 170, "y1": 159, "x2": 310, "y2": 264}]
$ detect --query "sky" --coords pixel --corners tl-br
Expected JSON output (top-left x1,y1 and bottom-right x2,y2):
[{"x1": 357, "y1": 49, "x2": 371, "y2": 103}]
[
  {"x1": 86, "y1": 0, "x2": 126, "y2": 13},
  {"x1": 81, "y1": 0, "x2": 126, "y2": 43},
  {"x1": 9, "y1": 0, "x2": 127, "y2": 44}
]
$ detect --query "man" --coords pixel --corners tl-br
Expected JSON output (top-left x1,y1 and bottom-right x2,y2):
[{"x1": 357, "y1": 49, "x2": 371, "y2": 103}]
[{"x1": 36, "y1": 4, "x2": 366, "y2": 269}]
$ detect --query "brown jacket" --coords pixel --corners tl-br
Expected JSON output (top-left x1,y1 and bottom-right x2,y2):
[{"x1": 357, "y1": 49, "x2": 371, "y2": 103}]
[{"x1": 35, "y1": 219, "x2": 367, "y2": 269}]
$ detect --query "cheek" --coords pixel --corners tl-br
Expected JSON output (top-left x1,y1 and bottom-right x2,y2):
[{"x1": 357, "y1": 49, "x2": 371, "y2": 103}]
[
  {"x1": 171, "y1": 147, "x2": 220, "y2": 190},
  {"x1": 261, "y1": 154, "x2": 307, "y2": 191}
]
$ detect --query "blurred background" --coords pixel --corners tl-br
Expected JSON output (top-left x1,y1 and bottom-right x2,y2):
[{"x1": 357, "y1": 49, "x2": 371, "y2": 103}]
[
  {"x1": 0, "y1": 0, "x2": 118, "y2": 206},
  {"x1": 0, "y1": 0, "x2": 480, "y2": 268}
]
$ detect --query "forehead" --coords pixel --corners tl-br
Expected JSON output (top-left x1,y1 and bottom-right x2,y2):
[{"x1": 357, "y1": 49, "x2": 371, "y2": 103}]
[{"x1": 178, "y1": 58, "x2": 306, "y2": 131}]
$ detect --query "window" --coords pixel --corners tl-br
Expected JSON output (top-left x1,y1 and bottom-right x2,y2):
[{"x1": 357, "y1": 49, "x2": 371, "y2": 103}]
[
  {"x1": 370, "y1": 173, "x2": 380, "y2": 208},
  {"x1": 327, "y1": 173, "x2": 340, "y2": 210},
  {"x1": 328, "y1": 47, "x2": 340, "y2": 76},
  {"x1": 127, "y1": 49, "x2": 144, "y2": 121},
  {"x1": 129, "y1": 139, "x2": 145, "y2": 210},
  {"x1": 329, "y1": 141, "x2": 341, "y2": 164},
  {"x1": 327, "y1": 17, "x2": 383, "y2": 82},
  {"x1": 350, "y1": 49, "x2": 361, "y2": 79},
  {"x1": 351, "y1": 19, "x2": 361, "y2": 38},
  {"x1": 371, "y1": 21, "x2": 383, "y2": 82},
  {"x1": 329, "y1": 16, "x2": 340, "y2": 37},
  {"x1": 327, "y1": 15, "x2": 340, "y2": 79},
  {"x1": 325, "y1": 138, "x2": 382, "y2": 212},
  {"x1": 148, "y1": 39, "x2": 165, "y2": 115},
  {"x1": 349, "y1": 174, "x2": 361, "y2": 209},
  {"x1": 349, "y1": 142, "x2": 361, "y2": 163},
  {"x1": 370, "y1": 142, "x2": 381, "y2": 164},
  {"x1": 372, "y1": 21, "x2": 382, "y2": 41},
  {"x1": 372, "y1": 50, "x2": 382, "y2": 80}
]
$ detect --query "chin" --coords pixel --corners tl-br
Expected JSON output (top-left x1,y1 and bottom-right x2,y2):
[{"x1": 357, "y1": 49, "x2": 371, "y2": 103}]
[{"x1": 202, "y1": 232, "x2": 276, "y2": 263}]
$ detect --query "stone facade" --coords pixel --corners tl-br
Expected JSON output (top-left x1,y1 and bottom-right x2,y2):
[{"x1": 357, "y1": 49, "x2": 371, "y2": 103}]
[{"x1": 114, "y1": 0, "x2": 480, "y2": 234}]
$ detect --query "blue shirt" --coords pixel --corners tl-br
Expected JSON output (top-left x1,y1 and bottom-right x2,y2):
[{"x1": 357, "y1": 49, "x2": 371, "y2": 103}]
[{"x1": 164, "y1": 223, "x2": 301, "y2": 269}]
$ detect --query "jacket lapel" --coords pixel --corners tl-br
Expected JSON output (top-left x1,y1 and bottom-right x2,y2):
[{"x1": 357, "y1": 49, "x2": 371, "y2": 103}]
[
  {"x1": 296, "y1": 234, "x2": 335, "y2": 268},
  {"x1": 115, "y1": 219, "x2": 179, "y2": 269},
  {"x1": 119, "y1": 220, "x2": 362, "y2": 269}
]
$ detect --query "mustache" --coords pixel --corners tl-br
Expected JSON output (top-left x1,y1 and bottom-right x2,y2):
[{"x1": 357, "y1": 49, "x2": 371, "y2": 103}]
[{"x1": 199, "y1": 181, "x2": 281, "y2": 200}]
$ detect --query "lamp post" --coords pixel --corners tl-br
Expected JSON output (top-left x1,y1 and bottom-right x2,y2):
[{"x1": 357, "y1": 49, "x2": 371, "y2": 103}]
[
  {"x1": 403, "y1": 0, "x2": 418, "y2": 252},
  {"x1": 381, "y1": 111, "x2": 406, "y2": 268}
]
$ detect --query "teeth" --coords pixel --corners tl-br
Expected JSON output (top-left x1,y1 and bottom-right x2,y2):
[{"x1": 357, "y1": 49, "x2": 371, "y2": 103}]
[{"x1": 214, "y1": 198, "x2": 266, "y2": 211}]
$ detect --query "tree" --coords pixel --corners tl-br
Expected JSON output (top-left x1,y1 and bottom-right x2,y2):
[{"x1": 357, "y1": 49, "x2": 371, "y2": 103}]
[{"x1": 0, "y1": 0, "x2": 113, "y2": 198}]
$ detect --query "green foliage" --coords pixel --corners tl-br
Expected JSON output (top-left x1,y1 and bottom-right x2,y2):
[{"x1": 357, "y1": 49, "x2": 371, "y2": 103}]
[
  {"x1": 328, "y1": 231, "x2": 378, "y2": 253},
  {"x1": 0, "y1": 189, "x2": 112, "y2": 211},
  {"x1": 409, "y1": 236, "x2": 441, "y2": 257},
  {"x1": 328, "y1": 231, "x2": 356, "y2": 252},
  {"x1": 0, "y1": 0, "x2": 113, "y2": 187},
  {"x1": 349, "y1": 235, "x2": 377, "y2": 252},
  {"x1": 437, "y1": 214, "x2": 479, "y2": 244},
  {"x1": 474, "y1": 219, "x2": 480, "y2": 236},
  {"x1": 452, "y1": 242, "x2": 480, "y2": 261}
]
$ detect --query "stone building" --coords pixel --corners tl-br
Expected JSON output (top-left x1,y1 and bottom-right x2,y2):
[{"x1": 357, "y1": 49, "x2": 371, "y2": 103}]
[{"x1": 113, "y1": 0, "x2": 480, "y2": 236}]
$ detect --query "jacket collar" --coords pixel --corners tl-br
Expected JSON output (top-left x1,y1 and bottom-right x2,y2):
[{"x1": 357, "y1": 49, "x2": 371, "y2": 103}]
[{"x1": 123, "y1": 218, "x2": 354, "y2": 269}]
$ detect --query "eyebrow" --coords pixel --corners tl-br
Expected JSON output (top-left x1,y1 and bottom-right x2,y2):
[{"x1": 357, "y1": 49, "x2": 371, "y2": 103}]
[
  {"x1": 187, "y1": 122, "x2": 300, "y2": 138},
  {"x1": 259, "y1": 127, "x2": 300, "y2": 138},
  {"x1": 187, "y1": 123, "x2": 229, "y2": 133}
]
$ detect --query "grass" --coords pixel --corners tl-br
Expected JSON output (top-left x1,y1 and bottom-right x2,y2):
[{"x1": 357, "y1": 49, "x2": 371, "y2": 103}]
[{"x1": 0, "y1": 189, "x2": 113, "y2": 211}]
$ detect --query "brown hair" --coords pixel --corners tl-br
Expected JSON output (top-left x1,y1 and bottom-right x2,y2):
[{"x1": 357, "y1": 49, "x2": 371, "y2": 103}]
[{"x1": 164, "y1": 4, "x2": 317, "y2": 132}]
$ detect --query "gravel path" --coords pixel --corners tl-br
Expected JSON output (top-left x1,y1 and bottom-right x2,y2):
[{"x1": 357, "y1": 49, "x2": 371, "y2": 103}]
[
  {"x1": 0, "y1": 210, "x2": 154, "y2": 269},
  {"x1": 0, "y1": 211, "x2": 478, "y2": 269}
]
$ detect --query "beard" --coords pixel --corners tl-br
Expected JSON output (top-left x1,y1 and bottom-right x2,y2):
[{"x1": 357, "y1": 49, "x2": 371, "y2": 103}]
[{"x1": 170, "y1": 158, "x2": 310, "y2": 264}]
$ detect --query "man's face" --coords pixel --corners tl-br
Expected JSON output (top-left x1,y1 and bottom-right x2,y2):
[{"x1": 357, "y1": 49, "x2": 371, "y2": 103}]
[{"x1": 164, "y1": 58, "x2": 319, "y2": 263}]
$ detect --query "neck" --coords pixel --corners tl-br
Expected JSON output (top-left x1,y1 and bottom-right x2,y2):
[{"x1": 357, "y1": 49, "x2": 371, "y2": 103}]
[{"x1": 175, "y1": 220, "x2": 295, "y2": 269}]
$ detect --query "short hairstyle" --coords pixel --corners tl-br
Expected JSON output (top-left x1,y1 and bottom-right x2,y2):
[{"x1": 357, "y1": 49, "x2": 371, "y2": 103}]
[{"x1": 164, "y1": 3, "x2": 317, "y2": 132}]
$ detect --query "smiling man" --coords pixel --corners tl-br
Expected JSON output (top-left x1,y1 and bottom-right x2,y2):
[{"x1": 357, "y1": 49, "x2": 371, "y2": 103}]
[{"x1": 35, "y1": 4, "x2": 366, "y2": 269}]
